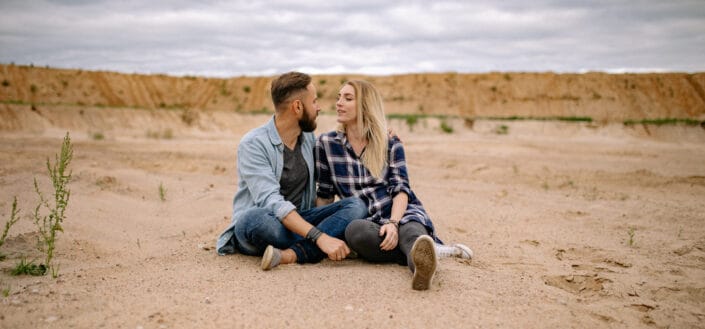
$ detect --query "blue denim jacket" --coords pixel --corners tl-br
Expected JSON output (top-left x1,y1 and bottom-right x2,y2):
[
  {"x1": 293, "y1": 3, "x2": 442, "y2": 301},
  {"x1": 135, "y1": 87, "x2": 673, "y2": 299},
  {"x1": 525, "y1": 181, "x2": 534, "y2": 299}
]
[{"x1": 216, "y1": 116, "x2": 316, "y2": 255}]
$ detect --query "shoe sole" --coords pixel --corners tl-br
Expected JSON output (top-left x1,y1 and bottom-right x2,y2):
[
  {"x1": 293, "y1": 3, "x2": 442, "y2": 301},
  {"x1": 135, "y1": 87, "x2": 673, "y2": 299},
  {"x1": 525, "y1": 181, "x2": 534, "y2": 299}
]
[
  {"x1": 261, "y1": 245, "x2": 275, "y2": 271},
  {"x1": 411, "y1": 235, "x2": 437, "y2": 291}
]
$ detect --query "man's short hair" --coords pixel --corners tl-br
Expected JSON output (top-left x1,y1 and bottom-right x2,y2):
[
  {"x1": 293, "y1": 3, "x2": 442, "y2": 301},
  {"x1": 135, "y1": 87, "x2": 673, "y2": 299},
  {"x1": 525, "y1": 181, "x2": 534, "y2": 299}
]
[{"x1": 271, "y1": 72, "x2": 312, "y2": 110}]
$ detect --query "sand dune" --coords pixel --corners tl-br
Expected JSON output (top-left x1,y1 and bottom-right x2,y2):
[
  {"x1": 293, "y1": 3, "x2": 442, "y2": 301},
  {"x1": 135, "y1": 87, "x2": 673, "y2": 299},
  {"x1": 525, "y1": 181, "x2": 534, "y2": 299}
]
[{"x1": 2, "y1": 64, "x2": 704, "y2": 122}]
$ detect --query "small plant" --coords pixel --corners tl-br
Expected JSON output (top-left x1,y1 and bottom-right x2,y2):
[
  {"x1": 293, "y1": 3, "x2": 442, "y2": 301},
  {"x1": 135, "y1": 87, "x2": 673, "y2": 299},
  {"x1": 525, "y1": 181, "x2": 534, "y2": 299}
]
[
  {"x1": 406, "y1": 115, "x2": 419, "y2": 131},
  {"x1": 243, "y1": 85, "x2": 251, "y2": 93},
  {"x1": 2, "y1": 285, "x2": 10, "y2": 297},
  {"x1": 627, "y1": 227, "x2": 636, "y2": 247},
  {"x1": 91, "y1": 132, "x2": 105, "y2": 140},
  {"x1": 1, "y1": 197, "x2": 20, "y2": 260},
  {"x1": 318, "y1": 79, "x2": 327, "y2": 85},
  {"x1": 162, "y1": 128, "x2": 173, "y2": 139},
  {"x1": 159, "y1": 182, "x2": 167, "y2": 201},
  {"x1": 33, "y1": 132, "x2": 73, "y2": 274},
  {"x1": 1, "y1": 79, "x2": 9, "y2": 87},
  {"x1": 30, "y1": 84, "x2": 38, "y2": 93},
  {"x1": 11, "y1": 258, "x2": 46, "y2": 276},
  {"x1": 440, "y1": 120, "x2": 454, "y2": 133},
  {"x1": 494, "y1": 125, "x2": 509, "y2": 135}
]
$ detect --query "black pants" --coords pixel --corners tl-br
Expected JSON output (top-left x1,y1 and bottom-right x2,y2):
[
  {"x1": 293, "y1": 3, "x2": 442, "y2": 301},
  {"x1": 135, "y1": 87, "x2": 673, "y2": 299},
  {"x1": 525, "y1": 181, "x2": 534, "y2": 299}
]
[{"x1": 345, "y1": 219, "x2": 430, "y2": 272}]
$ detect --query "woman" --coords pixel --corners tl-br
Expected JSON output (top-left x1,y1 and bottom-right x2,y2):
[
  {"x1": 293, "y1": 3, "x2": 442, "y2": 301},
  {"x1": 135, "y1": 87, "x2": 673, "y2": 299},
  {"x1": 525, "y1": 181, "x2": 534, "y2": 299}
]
[{"x1": 315, "y1": 80, "x2": 473, "y2": 291}]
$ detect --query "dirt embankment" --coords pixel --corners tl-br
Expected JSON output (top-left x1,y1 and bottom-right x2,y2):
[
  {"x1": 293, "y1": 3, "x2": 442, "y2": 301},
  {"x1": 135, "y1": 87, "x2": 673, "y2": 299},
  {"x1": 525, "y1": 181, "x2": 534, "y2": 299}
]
[{"x1": 1, "y1": 64, "x2": 704, "y2": 123}]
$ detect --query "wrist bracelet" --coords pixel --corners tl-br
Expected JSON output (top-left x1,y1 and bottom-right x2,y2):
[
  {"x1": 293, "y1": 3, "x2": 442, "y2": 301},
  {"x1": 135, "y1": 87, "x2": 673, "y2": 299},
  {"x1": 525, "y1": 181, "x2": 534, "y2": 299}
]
[
  {"x1": 388, "y1": 221, "x2": 399, "y2": 228},
  {"x1": 305, "y1": 227, "x2": 323, "y2": 242}
]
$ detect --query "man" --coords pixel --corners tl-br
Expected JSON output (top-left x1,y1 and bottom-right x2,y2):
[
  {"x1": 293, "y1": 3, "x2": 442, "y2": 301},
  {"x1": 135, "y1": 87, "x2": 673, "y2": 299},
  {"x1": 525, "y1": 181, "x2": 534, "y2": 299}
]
[{"x1": 216, "y1": 72, "x2": 367, "y2": 270}]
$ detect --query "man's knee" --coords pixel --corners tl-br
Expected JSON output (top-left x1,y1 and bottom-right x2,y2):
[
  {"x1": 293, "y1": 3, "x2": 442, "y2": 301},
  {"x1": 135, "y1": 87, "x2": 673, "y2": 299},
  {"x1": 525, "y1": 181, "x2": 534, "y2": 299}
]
[
  {"x1": 236, "y1": 208, "x2": 280, "y2": 237},
  {"x1": 340, "y1": 197, "x2": 368, "y2": 219}
]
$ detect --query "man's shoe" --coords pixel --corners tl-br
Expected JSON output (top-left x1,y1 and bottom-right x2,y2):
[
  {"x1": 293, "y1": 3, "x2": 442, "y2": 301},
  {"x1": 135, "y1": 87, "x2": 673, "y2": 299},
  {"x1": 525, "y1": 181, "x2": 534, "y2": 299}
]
[
  {"x1": 411, "y1": 235, "x2": 437, "y2": 291},
  {"x1": 261, "y1": 245, "x2": 281, "y2": 271}
]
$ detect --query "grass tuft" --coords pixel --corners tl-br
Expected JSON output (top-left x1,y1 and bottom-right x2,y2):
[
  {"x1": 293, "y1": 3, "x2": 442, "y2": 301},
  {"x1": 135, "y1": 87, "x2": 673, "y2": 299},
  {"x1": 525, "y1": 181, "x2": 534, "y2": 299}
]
[
  {"x1": 91, "y1": 132, "x2": 105, "y2": 140},
  {"x1": 159, "y1": 182, "x2": 167, "y2": 202},
  {"x1": 440, "y1": 120, "x2": 454, "y2": 133},
  {"x1": 11, "y1": 258, "x2": 46, "y2": 276}
]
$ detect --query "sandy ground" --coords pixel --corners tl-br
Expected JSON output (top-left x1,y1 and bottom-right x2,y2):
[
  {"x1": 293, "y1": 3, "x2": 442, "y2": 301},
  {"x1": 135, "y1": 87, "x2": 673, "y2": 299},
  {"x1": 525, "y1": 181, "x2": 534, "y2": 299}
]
[{"x1": 1, "y1": 113, "x2": 704, "y2": 329}]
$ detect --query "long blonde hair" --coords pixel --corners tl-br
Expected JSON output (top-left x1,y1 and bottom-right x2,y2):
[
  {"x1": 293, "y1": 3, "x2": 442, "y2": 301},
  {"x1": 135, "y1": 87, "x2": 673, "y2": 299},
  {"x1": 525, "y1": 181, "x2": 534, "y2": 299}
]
[{"x1": 338, "y1": 80, "x2": 388, "y2": 178}]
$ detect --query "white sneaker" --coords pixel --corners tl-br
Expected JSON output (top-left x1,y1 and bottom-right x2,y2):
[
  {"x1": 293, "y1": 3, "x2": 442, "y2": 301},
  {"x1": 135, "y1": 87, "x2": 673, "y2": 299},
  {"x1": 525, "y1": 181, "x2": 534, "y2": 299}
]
[{"x1": 454, "y1": 243, "x2": 474, "y2": 259}]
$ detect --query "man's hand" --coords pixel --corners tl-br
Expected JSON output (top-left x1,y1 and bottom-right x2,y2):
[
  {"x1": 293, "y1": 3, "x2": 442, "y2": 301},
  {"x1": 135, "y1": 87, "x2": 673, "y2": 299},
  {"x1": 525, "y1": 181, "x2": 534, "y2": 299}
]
[{"x1": 316, "y1": 234, "x2": 350, "y2": 261}]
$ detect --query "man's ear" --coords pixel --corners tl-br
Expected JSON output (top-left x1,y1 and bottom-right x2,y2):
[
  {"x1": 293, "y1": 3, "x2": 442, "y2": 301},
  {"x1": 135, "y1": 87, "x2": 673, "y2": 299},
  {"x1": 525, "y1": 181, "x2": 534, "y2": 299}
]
[{"x1": 294, "y1": 100, "x2": 303, "y2": 113}]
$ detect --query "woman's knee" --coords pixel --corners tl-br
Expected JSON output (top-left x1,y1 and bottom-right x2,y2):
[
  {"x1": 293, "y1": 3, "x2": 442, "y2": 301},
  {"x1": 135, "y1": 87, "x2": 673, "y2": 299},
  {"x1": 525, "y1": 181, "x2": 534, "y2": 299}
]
[{"x1": 345, "y1": 219, "x2": 377, "y2": 246}]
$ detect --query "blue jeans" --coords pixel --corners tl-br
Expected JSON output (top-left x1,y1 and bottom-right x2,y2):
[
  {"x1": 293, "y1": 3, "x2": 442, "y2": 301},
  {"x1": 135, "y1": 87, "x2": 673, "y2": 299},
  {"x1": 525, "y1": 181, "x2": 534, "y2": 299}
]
[{"x1": 233, "y1": 197, "x2": 367, "y2": 264}]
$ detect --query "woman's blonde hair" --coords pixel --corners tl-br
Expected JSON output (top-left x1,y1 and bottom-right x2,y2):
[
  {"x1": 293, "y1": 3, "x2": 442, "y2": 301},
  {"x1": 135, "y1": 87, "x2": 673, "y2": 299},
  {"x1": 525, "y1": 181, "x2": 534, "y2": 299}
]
[{"x1": 338, "y1": 80, "x2": 388, "y2": 178}]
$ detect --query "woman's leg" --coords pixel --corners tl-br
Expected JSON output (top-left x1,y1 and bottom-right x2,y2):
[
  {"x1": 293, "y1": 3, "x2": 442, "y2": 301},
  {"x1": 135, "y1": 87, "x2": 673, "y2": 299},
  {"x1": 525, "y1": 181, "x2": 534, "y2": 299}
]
[
  {"x1": 397, "y1": 221, "x2": 430, "y2": 272},
  {"x1": 344, "y1": 219, "x2": 405, "y2": 264}
]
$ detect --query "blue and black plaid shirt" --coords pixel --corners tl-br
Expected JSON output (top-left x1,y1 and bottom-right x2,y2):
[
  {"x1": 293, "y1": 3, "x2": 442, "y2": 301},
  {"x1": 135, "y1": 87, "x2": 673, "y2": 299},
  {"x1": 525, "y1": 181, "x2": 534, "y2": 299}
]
[{"x1": 315, "y1": 130, "x2": 439, "y2": 242}]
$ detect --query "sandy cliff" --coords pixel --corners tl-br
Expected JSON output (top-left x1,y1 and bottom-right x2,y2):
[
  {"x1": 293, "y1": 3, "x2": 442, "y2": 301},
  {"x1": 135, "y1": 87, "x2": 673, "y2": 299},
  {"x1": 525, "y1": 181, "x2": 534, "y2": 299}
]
[{"x1": 1, "y1": 64, "x2": 704, "y2": 123}]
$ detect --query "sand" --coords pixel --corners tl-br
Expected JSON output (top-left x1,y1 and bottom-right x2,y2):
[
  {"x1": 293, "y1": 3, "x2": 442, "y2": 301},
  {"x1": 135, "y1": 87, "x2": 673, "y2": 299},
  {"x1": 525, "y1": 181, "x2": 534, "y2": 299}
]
[{"x1": 1, "y1": 110, "x2": 704, "y2": 328}]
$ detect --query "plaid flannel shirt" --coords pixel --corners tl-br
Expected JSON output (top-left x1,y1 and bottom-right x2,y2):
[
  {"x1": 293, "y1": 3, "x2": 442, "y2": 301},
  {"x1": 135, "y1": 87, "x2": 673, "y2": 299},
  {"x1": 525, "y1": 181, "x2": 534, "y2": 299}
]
[{"x1": 316, "y1": 131, "x2": 439, "y2": 242}]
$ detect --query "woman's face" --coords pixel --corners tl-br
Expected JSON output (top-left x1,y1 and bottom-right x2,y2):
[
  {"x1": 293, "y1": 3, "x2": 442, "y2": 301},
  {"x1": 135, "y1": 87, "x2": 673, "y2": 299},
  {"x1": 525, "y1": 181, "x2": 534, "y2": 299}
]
[{"x1": 336, "y1": 84, "x2": 357, "y2": 125}]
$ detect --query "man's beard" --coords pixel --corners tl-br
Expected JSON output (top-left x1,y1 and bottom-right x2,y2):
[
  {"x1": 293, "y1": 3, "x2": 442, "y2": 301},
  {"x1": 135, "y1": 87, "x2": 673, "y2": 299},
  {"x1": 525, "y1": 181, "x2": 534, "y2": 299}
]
[{"x1": 298, "y1": 108, "x2": 317, "y2": 132}]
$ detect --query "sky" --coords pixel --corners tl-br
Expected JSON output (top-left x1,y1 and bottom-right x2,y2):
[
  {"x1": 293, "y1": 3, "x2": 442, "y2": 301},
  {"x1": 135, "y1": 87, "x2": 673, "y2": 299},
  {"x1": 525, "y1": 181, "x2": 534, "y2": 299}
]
[{"x1": 1, "y1": 0, "x2": 704, "y2": 77}]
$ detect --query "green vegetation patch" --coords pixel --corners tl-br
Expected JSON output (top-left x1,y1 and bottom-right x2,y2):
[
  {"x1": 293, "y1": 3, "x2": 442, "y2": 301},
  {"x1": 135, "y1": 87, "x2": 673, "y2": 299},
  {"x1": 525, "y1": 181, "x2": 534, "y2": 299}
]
[{"x1": 623, "y1": 118, "x2": 703, "y2": 126}]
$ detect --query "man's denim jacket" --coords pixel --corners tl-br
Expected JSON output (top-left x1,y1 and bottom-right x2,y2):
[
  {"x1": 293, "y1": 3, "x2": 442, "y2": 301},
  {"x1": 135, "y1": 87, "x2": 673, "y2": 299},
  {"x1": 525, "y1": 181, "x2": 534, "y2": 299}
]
[{"x1": 216, "y1": 117, "x2": 316, "y2": 255}]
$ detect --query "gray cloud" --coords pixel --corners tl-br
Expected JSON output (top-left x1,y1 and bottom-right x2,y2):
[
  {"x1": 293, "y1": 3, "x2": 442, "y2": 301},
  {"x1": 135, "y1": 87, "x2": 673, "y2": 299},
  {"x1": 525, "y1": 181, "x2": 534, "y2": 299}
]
[{"x1": 1, "y1": 0, "x2": 703, "y2": 76}]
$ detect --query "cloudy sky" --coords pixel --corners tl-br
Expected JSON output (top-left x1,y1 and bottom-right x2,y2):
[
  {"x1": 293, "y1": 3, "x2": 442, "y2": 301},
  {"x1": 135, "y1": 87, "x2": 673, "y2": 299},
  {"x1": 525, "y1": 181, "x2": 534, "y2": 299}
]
[{"x1": 1, "y1": 0, "x2": 704, "y2": 77}]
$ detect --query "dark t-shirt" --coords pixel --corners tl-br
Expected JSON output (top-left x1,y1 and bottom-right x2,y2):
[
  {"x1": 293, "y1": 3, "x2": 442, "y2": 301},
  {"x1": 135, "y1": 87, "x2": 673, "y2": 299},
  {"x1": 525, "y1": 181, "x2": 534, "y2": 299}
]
[{"x1": 280, "y1": 135, "x2": 309, "y2": 209}]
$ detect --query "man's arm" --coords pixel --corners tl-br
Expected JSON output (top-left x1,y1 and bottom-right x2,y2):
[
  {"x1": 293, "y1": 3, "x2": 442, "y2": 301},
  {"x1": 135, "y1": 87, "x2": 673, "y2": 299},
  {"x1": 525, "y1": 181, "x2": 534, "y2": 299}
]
[{"x1": 280, "y1": 209, "x2": 350, "y2": 261}]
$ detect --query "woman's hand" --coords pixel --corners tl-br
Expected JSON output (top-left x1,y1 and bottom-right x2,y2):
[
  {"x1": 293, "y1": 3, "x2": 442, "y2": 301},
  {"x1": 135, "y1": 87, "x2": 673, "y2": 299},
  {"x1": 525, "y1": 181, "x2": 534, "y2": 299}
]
[{"x1": 379, "y1": 222, "x2": 399, "y2": 251}]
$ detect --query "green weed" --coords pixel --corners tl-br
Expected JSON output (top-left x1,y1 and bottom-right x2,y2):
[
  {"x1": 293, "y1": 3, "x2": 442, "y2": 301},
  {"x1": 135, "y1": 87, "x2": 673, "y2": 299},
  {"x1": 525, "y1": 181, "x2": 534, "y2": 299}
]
[
  {"x1": 494, "y1": 125, "x2": 509, "y2": 135},
  {"x1": 628, "y1": 227, "x2": 636, "y2": 247},
  {"x1": 2, "y1": 285, "x2": 10, "y2": 297},
  {"x1": 91, "y1": 132, "x2": 105, "y2": 140},
  {"x1": 159, "y1": 182, "x2": 167, "y2": 202},
  {"x1": 11, "y1": 258, "x2": 46, "y2": 276},
  {"x1": 483, "y1": 116, "x2": 593, "y2": 123},
  {"x1": 406, "y1": 115, "x2": 419, "y2": 131},
  {"x1": 440, "y1": 120, "x2": 454, "y2": 133},
  {"x1": 33, "y1": 132, "x2": 73, "y2": 272},
  {"x1": 623, "y1": 118, "x2": 702, "y2": 126},
  {"x1": 0, "y1": 197, "x2": 20, "y2": 260}
]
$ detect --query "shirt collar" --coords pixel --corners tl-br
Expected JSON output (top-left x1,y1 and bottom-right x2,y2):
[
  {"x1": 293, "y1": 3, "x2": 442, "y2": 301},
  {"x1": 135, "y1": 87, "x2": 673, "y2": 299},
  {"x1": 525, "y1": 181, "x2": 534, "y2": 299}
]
[{"x1": 266, "y1": 115, "x2": 283, "y2": 147}]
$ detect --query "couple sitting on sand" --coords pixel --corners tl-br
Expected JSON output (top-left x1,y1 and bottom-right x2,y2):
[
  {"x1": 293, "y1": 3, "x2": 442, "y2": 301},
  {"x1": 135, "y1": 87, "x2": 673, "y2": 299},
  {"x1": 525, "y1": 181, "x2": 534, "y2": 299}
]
[{"x1": 216, "y1": 72, "x2": 473, "y2": 291}]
